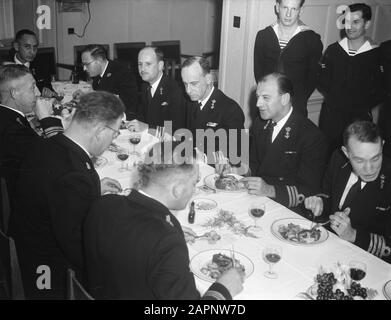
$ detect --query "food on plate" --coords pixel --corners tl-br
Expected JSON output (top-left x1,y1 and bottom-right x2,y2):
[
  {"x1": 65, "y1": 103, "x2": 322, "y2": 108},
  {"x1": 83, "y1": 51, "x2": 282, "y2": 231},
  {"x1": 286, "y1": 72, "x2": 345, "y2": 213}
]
[
  {"x1": 214, "y1": 175, "x2": 245, "y2": 191},
  {"x1": 278, "y1": 223, "x2": 321, "y2": 243},
  {"x1": 200, "y1": 253, "x2": 245, "y2": 279},
  {"x1": 194, "y1": 200, "x2": 217, "y2": 211}
]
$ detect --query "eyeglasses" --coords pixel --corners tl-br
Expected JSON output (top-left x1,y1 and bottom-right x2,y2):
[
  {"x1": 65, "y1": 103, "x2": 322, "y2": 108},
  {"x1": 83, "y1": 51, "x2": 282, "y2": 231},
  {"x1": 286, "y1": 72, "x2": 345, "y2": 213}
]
[
  {"x1": 105, "y1": 125, "x2": 121, "y2": 138},
  {"x1": 82, "y1": 60, "x2": 95, "y2": 67}
]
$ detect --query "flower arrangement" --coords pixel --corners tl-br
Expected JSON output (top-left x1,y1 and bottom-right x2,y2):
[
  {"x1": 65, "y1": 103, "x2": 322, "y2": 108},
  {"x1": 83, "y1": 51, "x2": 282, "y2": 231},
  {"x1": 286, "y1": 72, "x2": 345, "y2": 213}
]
[{"x1": 202, "y1": 209, "x2": 258, "y2": 238}]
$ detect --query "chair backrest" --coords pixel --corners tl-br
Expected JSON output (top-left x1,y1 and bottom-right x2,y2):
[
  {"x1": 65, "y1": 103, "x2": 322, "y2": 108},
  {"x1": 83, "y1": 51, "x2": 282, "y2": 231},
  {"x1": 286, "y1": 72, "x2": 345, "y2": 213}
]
[
  {"x1": 0, "y1": 230, "x2": 25, "y2": 300},
  {"x1": 67, "y1": 268, "x2": 94, "y2": 300},
  {"x1": 114, "y1": 42, "x2": 146, "y2": 90},
  {"x1": 151, "y1": 41, "x2": 182, "y2": 81},
  {"x1": 0, "y1": 177, "x2": 10, "y2": 235}
]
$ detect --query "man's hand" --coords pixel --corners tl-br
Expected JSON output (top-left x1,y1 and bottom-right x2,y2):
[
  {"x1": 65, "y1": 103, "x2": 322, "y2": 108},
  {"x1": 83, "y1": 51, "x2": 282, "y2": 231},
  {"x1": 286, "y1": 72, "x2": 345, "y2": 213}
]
[
  {"x1": 215, "y1": 163, "x2": 232, "y2": 176},
  {"x1": 304, "y1": 196, "x2": 324, "y2": 217},
  {"x1": 182, "y1": 226, "x2": 197, "y2": 244},
  {"x1": 34, "y1": 97, "x2": 55, "y2": 120},
  {"x1": 216, "y1": 267, "x2": 244, "y2": 298},
  {"x1": 329, "y1": 208, "x2": 357, "y2": 242},
  {"x1": 241, "y1": 177, "x2": 276, "y2": 198},
  {"x1": 60, "y1": 107, "x2": 76, "y2": 130},
  {"x1": 100, "y1": 177, "x2": 122, "y2": 195}
]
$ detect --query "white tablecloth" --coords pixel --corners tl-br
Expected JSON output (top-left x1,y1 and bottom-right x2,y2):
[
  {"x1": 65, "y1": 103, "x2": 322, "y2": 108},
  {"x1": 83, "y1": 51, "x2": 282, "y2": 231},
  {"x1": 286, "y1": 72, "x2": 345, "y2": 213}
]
[{"x1": 96, "y1": 138, "x2": 391, "y2": 300}]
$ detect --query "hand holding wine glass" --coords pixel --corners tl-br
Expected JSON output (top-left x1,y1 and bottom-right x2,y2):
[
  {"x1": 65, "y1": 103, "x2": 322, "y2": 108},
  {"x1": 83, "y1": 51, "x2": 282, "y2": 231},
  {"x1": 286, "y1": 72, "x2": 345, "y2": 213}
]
[{"x1": 262, "y1": 244, "x2": 282, "y2": 279}]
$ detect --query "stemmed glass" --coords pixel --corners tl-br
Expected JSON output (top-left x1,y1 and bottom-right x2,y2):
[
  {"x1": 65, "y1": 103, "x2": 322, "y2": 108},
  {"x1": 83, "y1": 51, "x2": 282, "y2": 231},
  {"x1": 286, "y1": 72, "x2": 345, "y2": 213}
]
[
  {"x1": 116, "y1": 149, "x2": 129, "y2": 172},
  {"x1": 262, "y1": 244, "x2": 282, "y2": 279},
  {"x1": 248, "y1": 202, "x2": 265, "y2": 230},
  {"x1": 349, "y1": 261, "x2": 367, "y2": 283},
  {"x1": 129, "y1": 131, "x2": 141, "y2": 155}
]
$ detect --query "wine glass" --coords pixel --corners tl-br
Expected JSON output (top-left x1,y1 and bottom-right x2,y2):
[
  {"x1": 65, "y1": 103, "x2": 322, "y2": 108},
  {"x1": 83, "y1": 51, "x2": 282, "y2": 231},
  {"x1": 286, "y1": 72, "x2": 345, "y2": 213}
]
[
  {"x1": 248, "y1": 201, "x2": 265, "y2": 230},
  {"x1": 129, "y1": 132, "x2": 141, "y2": 155},
  {"x1": 262, "y1": 245, "x2": 282, "y2": 279},
  {"x1": 116, "y1": 149, "x2": 129, "y2": 172},
  {"x1": 349, "y1": 261, "x2": 367, "y2": 283}
]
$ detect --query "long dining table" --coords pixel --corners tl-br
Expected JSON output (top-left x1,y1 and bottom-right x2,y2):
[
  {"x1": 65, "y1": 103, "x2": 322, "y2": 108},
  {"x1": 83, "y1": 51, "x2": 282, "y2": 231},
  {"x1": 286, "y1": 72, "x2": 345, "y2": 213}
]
[{"x1": 96, "y1": 129, "x2": 391, "y2": 300}]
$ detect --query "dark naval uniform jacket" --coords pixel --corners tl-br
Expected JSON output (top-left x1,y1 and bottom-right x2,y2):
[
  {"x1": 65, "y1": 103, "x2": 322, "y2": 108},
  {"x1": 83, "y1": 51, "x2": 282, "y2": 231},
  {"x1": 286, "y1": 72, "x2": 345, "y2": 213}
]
[
  {"x1": 84, "y1": 190, "x2": 232, "y2": 300},
  {"x1": 249, "y1": 109, "x2": 328, "y2": 209},
  {"x1": 92, "y1": 60, "x2": 139, "y2": 119},
  {"x1": 0, "y1": 105, "x2": 62, "y2": 206},
  {"x1": 9, "y1": 134, "x2": 101, "y2": 299},
  {"x1": 321, "y1": 150, "x2": 391, "y2": 263},
  {"x1": 186, "y1": 88, "x2": 245, "y2": 160},
  {"x1": 138, "y1": 74, "x2": 187, "y2": 133}
]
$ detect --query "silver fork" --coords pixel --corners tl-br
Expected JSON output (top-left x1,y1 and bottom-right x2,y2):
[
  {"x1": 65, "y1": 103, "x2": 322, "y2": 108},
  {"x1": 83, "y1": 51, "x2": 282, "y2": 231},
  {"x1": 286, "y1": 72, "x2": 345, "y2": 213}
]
[
  {"x1": 310, "y1": 220, "x2": 331, "y2": 231},
  {"x1": 155, "y1": 126, "x2": 164, "y2": 141}
]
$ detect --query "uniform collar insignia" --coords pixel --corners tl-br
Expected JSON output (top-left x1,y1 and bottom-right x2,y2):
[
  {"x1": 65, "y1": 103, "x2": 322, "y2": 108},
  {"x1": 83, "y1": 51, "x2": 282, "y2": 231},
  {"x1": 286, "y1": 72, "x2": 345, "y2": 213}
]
[
  {"x1": 284, "y1": 127, "x2": 291, "y2": 139},
  {"x1": 106, "y1": 73, "x2": 111, "y2": 78},
  {"x1": 86, "y1": 162, "x2": 91, "y2": 170},
  {"x1": 380, "y1": 174, "x2": 385, "y2": 189},
  {"x1": 210, "y1": 99, "x2": 216, "y2": 110},
  {"x1": 166, "y1": 215, "x2": 174, "y2": 227},
  {"x1": 16, "y1": 117, "x2": 25, "y2": 126},
  {"x1": 160, "y1": 87, "x2": 163, "y2": 95}
]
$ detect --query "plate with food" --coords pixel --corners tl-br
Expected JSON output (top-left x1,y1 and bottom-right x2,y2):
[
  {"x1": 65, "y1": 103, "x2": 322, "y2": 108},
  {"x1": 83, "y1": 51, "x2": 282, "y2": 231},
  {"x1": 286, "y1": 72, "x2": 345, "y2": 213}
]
[
  {"x1": 193, "y1": 198, "x2": 218, "y2": 211},
  {"x1": 190, "y1": 249, "x2": 254, "y2": 282},
  {"x1": 383, "y1": 280, "x2": 391, "y2": 300},
  {"x1": 91, "y1": 156, "x2": 108, "y2": 168},
  {"x1": 271, "y1": 218, "x2": 328, "y2": 245},
  {"x1": 204, "y1": 174, "x2": 246, "y2": 192}
]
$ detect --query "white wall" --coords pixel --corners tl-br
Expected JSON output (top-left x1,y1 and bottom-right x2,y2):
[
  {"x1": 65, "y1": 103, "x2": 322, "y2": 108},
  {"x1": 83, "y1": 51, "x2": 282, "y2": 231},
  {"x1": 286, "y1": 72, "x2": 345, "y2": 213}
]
[
  {"x1": 219, "y1": 0, "x2": 391, "y2": 128},
  {"x1": 56, "y1": 0, "x2": 219, "y2": 79}
]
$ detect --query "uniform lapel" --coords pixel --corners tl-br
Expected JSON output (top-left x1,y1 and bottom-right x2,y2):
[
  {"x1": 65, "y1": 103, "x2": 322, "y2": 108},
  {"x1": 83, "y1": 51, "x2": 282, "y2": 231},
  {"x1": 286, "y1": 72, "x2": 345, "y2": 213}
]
[{"x1": 333, "y1": 162, "x2": 354, "y2": 212}]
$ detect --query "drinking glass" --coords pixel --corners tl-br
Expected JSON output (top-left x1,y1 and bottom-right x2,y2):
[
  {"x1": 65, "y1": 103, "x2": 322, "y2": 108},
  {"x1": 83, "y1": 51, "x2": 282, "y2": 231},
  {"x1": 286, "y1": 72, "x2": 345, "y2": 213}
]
[
  {"x1": 248, "y1": 202, "x2": 265, "y2": 230},
  {"x1": 129, "y1": 132, "x2": 141, "y2": 155},
  {"x1": 349, "y1": 261, "x2": 367, "y2": 282},
  {"x1": 116, "y1": 149, "x2": 129, "y2": 172},
  {"x1": 262, "y1": 245, "x2": 282, "y2": 279}
]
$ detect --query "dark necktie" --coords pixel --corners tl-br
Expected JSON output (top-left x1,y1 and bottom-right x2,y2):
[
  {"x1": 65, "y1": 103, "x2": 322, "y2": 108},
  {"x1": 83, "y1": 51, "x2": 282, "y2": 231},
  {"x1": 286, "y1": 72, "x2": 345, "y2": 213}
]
[
  {"x1": 147, "y1": 85, "x2": 153, "y2": 104},
  {"x1": 262, "y1": 120, "x2": 276, "y2": 157},
  {"x1": 194, "y1": 101, "x2": 202, "y2": 117},
  {"x1": 342, "y1": 177, "x2": 361, "y2": 210}
]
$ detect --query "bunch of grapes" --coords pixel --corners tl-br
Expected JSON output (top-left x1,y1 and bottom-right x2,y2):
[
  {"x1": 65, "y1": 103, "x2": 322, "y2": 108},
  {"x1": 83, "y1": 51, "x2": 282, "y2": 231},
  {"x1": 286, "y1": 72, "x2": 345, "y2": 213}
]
[{"x1": 347, "y1": 281, "x2": 368, "y2": 299}]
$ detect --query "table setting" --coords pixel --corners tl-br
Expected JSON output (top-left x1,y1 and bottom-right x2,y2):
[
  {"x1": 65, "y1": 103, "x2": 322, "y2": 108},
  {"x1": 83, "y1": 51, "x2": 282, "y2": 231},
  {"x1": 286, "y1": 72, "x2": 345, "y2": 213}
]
[{"x1": 94, "y1": 134, "x2": 391, "y2": 300}]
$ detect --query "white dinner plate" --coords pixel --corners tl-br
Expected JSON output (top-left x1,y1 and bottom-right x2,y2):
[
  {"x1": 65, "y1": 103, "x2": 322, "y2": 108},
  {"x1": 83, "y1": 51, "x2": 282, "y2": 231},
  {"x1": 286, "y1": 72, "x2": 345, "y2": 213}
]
[
  {"x1": 383, "y1": 280, "x2": 391, "y2": 300},
  {"x1": 204, "y1": 173, "x2": 246, "y2": 192},
  {"x1": 192, "y1": 198, "x2": 218, "y2": 211},
  {"x1": 190, "y1": 249, "x2": 254, "y2": 283},
  {"x1": 271, "y1": 218, "x2": 329, "y2": 246}
]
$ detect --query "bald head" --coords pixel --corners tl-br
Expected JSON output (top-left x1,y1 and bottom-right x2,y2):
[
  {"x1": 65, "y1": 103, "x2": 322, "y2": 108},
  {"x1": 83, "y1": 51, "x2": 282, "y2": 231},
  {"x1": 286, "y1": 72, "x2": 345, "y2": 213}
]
[{"x1": 138, "y1": 46, "x2": 164, "y2": 84}]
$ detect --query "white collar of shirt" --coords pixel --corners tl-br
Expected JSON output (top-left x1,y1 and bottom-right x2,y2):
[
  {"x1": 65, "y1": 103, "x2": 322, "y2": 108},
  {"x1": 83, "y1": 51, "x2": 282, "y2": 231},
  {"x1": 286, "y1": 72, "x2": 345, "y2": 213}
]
[
  {"x1": 138, "y1": 189, "x2": 152, "y2": 198},
  {"x1": 338, "y1": 172, "x2": 367, "y2": 209},
  {"x1": 198, "y1": 86, "x2": 215, "y2": 110},
  {"x1": 63, "y1": 134, "x2": 91, "y2": 158},
  {"x1": 0, "y1": 103, "x2": 26, "y2": 118},
  {"x1": 150, "y1": 72, "x2": 163, "y2": 97},
  {"x1": 14, "y1": 54, "x2": 30, "y2": 68},
  {"x1": 100, "y1": 60, "x2": 109, "y2": 78},
  {"x1": 272, "y1": 23, "x2": 306, "y2": 42},
  {"x1": 272, "y1": 107, "x2": 293, "y2": 142},
  {"x1": 338, "y1": 38, "x2": 377, "y2": 56}
]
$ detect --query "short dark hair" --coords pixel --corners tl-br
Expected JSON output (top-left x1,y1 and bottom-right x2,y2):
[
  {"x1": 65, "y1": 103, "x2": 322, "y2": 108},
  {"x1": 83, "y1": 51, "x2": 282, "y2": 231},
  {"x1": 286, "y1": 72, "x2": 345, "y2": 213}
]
[
  {"x1": 260, "y1": 72, "x2": 294, "y2": 97},
  {"x1": 137, "y1": 141, "x2": 197, "y2": 188},
  {"x1": 276, "y1": 0, "x2": 305, "y2": 7},
  {"x1": 0, "y1": 64, "x2": 31, "y2": 97},
  {"x1": 82, "y1": 44, "x2": 107, "y2": 60},
  {"x1": 140, "y1": 46, "x2": 164, "y2": 62},
  {"x1": 349, "y1": 3, "x2": 372, "y2": 22},
  {"x1": 182, "y1": 56, "x2": 210, "y2": 75},
  {"x1": 14, "y1": 29, "x2": 37, "y2": 42},
  {"x1": 343, "y1": 120, "x2": 381, "y2": 147},
  {"x1": 73, "y1": 91, "x2": 125, "y2": 126}
]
